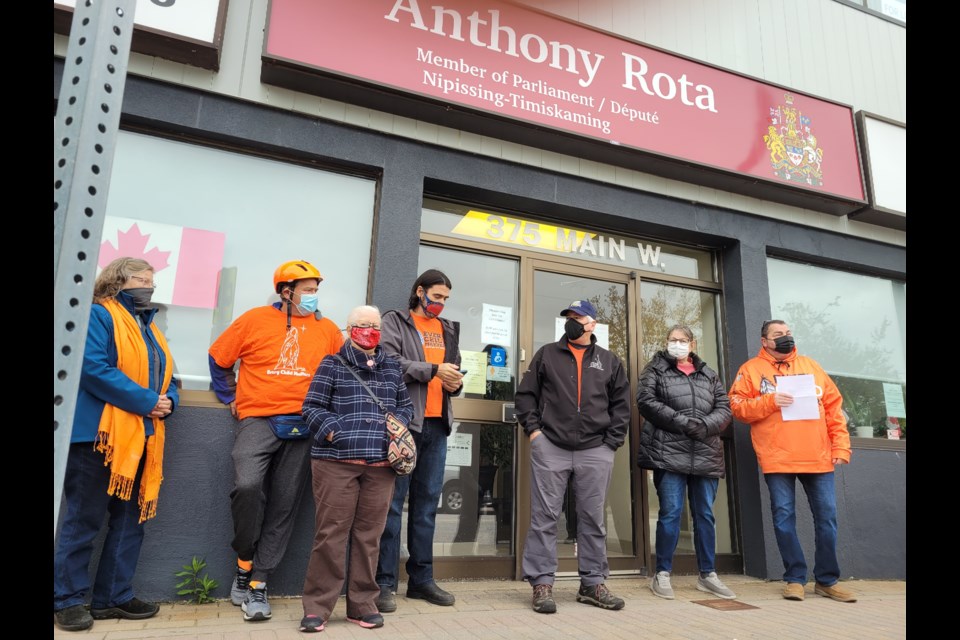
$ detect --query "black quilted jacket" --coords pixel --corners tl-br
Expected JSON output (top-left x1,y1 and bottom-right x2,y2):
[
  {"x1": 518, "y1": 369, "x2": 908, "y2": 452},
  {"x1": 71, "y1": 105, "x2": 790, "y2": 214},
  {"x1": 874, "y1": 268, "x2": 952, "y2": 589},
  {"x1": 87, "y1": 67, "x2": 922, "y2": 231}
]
[{"x1": 636, "y1": 351, "x2": 732, "y2": 477}]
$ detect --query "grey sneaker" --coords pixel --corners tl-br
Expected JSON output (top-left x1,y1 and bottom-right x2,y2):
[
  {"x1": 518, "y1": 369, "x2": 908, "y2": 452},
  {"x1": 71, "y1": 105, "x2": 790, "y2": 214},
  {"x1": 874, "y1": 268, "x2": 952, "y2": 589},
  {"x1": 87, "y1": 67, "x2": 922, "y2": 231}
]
[
  {"x1": 650, "y1": 571, "x2": 675, "y2": 600},
  {"x1": 230, "y1": 567, "x2": 251, "y2": 606},
  {"x1": 377, "y1": 585, "x2": 397, "y2": 613},
  {"x1": 697, "y1": 572, "x2": 737, "y2": 599},
  {"x1": 576, "y1": 583, "x2": 625, "y2": 610},
  {"x1": 242, "y1": 585, "x2": 271, "y2": 621},
  {"x1": 532, "y1": 583, "x2": 557, "y2": 614}
]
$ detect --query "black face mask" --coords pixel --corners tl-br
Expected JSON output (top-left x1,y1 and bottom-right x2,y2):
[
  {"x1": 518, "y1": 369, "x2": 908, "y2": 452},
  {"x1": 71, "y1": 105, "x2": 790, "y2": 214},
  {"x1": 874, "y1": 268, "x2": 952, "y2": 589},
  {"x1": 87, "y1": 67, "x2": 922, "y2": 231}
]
[
  {"x1": 564, "y1": 318, "x2": 586, "y2": 341},
  {"x1": 772, "y1": 335, "x2": 795, "y2": 354},
  {"x1": 124, "y1": 287, "x2": 155, "y2": 311}
]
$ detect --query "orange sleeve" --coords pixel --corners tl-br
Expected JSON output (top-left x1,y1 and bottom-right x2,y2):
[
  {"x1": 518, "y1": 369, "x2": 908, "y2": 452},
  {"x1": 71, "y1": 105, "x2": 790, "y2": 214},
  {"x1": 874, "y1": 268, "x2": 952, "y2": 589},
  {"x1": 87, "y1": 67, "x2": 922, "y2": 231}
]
[{"x1": 728, "y1": 361, "x2": 778, "y2": 424}]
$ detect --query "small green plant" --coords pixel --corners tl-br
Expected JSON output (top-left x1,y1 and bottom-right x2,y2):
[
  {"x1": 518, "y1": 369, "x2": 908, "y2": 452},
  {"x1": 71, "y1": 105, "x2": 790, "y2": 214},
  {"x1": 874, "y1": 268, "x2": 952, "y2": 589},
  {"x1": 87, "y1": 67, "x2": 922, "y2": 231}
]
[{"x1": 175, "y1": 556, "x2": 219, "y2": 604}]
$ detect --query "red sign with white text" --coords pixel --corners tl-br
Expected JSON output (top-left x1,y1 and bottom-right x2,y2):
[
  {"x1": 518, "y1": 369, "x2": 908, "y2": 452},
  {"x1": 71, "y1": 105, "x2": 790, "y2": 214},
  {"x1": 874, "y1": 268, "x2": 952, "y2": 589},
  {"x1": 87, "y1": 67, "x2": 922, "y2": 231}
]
[{"x1": 264, "y1": 0, "x2": 864, "y2": 201}]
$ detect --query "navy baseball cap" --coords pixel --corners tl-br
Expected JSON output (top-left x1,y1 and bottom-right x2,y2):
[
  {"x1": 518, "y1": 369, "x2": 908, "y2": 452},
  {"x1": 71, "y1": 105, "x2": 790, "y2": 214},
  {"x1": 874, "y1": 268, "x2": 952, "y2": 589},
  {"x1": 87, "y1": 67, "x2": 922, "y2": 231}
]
[{"x1": 560, "y1": 299, "x2": 598, "y2": 319}]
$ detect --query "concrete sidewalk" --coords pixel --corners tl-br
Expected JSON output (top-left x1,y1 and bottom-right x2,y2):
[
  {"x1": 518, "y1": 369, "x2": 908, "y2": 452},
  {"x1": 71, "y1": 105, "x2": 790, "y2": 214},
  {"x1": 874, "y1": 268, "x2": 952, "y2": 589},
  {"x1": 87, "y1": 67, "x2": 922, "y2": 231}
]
[{"x1": 54, "y1": 575, "x2": 906, "y2": 640}]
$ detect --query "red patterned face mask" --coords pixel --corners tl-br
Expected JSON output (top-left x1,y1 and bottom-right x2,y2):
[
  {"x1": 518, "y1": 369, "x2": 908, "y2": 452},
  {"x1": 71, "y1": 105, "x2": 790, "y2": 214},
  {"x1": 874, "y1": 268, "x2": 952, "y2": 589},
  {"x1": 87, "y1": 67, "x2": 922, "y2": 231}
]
[
  {"x1": 350, "y1": 327, "x2": 381, "y2": 349},
  {"x1": 420, "y1": 294, "x2": 444, "y2": 318}
]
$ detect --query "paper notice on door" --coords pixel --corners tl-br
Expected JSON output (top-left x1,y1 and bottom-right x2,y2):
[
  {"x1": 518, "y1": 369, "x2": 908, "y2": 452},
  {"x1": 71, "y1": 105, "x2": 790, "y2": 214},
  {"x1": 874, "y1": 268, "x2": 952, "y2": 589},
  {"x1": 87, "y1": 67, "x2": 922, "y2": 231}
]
[
  {"x1": 481, "y1": 303, "x2": 513, "y2": 345},
  {"x1": 775, "y1": 374, "x2": 821, "y2": 421},
  {"x1": 459, "y1": 350, "x2": 488, "y2": 395}
]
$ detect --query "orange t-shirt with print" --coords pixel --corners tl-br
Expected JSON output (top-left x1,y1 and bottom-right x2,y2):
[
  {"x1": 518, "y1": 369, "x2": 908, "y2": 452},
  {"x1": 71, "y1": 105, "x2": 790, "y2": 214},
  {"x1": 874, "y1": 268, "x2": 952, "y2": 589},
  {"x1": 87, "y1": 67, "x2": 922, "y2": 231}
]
[
  {"x1": 209, "y1": 305, "x2": 344, "y2": 420},
  {"x1": 412, "y1": 313, "x2": 445, "y2": 418}
]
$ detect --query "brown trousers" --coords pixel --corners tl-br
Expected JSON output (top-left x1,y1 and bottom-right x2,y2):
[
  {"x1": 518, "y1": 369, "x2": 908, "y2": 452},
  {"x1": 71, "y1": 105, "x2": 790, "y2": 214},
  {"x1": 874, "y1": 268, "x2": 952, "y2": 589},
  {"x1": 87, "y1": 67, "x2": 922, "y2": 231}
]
[{"x1": 302, "y1": 459, "x2": 396, "y2": 620}]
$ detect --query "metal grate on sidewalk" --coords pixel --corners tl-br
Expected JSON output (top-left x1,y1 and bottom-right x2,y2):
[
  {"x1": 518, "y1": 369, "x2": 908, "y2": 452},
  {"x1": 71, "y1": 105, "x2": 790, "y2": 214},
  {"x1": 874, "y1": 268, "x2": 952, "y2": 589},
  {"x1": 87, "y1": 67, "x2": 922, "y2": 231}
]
[{"x1": 691, "y1": 599, "x2": 760, "y2": 611}]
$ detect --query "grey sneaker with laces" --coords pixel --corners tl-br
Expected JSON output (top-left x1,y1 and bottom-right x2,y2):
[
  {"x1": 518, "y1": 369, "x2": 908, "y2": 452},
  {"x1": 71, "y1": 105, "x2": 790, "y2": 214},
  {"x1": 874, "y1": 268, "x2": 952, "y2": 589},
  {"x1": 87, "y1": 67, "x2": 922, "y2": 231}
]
[
  {"x1": 576, "y1": 583, "x2": 625, "y2": 610},
  {"x1": 697, "y1": 572, "x2": 737, "y2": 599},
  {"x1": 650, "y1": 571, "x2": 675, "y2": 600},
  {"x1": 242, "y1": 585, "x2": 272, "y2": 621},
  {"x1": 230, "y1": 567, "x2": 251, "y2": 606}
]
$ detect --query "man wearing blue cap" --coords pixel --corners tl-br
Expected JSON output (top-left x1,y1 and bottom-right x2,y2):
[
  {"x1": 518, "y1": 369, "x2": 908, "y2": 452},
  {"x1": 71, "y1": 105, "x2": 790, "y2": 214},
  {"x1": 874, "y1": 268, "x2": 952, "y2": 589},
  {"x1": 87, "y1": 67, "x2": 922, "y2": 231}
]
[{"x1": 515, "y1": 300, "x2": 631, "y2": 614}]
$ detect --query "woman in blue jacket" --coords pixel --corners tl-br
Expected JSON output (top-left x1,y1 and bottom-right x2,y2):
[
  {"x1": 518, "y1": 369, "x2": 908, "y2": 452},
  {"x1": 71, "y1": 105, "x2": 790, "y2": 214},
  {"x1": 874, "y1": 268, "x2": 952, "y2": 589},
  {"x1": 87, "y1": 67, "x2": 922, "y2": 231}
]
[{"x1": 53, "y1": 257, "x2": 178, "y2": 632}]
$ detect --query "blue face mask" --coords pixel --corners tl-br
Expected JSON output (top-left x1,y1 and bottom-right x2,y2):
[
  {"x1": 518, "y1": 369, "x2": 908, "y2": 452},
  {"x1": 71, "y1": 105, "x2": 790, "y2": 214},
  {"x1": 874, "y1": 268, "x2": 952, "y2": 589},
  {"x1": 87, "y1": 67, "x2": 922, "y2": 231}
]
[{"x1": 296, "y1": 293, "x2": 319, "y2": 314}]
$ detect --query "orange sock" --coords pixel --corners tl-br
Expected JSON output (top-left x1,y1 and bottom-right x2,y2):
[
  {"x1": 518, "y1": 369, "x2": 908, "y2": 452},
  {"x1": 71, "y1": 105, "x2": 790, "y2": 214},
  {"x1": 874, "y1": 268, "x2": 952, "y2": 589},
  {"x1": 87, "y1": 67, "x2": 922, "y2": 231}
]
[
  {"x1": 237, "y1": 559, "x2": 252, "y2": 572},
  {"x1": 250, "y1": 580, "x2": 265, "y2": 589}
]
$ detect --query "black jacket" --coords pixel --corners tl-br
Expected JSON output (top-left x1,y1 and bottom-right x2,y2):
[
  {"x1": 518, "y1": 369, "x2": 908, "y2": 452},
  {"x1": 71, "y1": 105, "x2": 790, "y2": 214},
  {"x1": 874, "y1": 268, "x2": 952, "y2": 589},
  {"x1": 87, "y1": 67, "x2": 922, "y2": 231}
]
[
  {"x1": 515, "y1": 335, "x2": 630, "y2": 451},
  {"x1": 636, "y1": 351, "x2": 731, "y2": 477}
]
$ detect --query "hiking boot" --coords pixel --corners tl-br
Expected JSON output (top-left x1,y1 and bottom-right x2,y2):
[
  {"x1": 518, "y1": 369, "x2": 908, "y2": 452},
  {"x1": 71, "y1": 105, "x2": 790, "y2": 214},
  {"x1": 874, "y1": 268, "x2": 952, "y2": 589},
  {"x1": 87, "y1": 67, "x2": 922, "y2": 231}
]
[
  {"x1": 532, "y1": 583, "x2": 557, "y2": 614},
  {"x1": 90, "y1": 597, "x2": 160, "y2": 620},
  {"x1": 242, "y1": 585, "x2": 272, "y2": 621},
  {"x1": 782, "y1": 582, "x2": 805, "y2": 601},
  {"x1": 815, "y1": 582, "x2": 858, "y2": 603},
  {"x1": 376, "y1": 585, "x2": 397, "y2": 613},
  {"x1": 299, "y1": 614, "x2": 325, "y2": 632},
  {"x1": 696, "y1": 572, "x2": 737, "y2": 599},
  {"x1": 347, "y1": 613, "x2": 385, "y2": 629},
  {"x1": 650, "y1": 571, "x2": 675, "y2": 600},
  {"x1": 406, "y1": 581, "x2": 455, "y2": 606},
  {"x1": 54, "y1": 604, "x2": 94, "y2": 631},
  {"x1": 576, "y1": 583, "x2": 625, "y2": 610},
  {"x1": 231, "y1": 567, "x2": 252, "y2": 606}
]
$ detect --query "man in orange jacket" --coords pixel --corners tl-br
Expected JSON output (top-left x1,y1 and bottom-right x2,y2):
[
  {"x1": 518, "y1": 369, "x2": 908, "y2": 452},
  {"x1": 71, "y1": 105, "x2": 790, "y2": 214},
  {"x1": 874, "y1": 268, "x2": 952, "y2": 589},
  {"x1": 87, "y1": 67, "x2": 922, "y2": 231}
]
[{"x1": 728, "y1": 320, "x2": 856, "y2": 604}]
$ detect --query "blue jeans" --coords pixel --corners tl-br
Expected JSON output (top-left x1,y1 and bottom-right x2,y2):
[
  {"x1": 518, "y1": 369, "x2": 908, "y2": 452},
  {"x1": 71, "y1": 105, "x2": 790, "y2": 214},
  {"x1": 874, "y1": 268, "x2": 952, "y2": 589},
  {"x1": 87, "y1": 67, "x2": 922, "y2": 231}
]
[
  {"x1": 764, "y1": 472, "x2": 840, "y2": 586},
  {"x1": 653, "y1": 470, "x2": 719, "y2": 574},
  {"x1": 54, "y1": 443, "x2": 146, "y2": 610},
  {"x1": 377, "y1": 418, "x2": 447, "y2": 589}
]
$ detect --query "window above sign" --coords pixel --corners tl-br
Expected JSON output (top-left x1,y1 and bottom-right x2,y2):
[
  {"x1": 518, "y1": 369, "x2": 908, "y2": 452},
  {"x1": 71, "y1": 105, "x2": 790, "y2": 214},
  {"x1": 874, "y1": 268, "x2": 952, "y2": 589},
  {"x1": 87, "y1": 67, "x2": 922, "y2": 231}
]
[{"x1": 422, "y1": 200, "x2": 716, "y2": 282}]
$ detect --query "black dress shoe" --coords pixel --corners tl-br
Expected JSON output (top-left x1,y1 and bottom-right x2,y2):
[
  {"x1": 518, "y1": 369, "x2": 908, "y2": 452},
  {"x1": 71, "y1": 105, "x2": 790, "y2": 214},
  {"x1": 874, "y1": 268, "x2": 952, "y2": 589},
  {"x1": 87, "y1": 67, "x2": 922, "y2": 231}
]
[
  {"x1": 406, "y1": 581, "x2": 455, "y2": 606},
  {"x1": 54, "y1": 604, "x2": 94, "y2": 631},
  {"x1": 91, "y1": 597, "x2": 160, "y2": 620}
]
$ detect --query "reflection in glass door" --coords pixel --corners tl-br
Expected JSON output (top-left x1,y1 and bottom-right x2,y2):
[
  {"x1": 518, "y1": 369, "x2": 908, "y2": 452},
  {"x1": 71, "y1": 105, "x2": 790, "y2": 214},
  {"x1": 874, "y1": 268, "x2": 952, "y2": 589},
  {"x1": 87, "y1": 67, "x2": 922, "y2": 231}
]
[{"x1": 520, "y1": 267, "x2": 640, "y2": 574}]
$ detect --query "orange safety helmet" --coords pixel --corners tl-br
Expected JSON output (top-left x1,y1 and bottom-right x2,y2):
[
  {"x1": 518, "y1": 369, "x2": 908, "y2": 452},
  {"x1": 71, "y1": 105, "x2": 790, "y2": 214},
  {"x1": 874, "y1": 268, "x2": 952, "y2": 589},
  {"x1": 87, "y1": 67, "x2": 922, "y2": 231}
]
[{"x1": 273, "y1": 260, "x2": 323, "y2": 293}]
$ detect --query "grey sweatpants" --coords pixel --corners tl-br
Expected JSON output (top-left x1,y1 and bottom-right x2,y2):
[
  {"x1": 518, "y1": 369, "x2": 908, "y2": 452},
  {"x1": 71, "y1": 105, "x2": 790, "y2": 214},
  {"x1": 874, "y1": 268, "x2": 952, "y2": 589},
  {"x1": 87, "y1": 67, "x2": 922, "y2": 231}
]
[
  {"x1": 521, "y1": 434, "x2": 616, "y2": 587},
  {"x1": 230, "y1": 417, "x2": 312, "y2": 582}
]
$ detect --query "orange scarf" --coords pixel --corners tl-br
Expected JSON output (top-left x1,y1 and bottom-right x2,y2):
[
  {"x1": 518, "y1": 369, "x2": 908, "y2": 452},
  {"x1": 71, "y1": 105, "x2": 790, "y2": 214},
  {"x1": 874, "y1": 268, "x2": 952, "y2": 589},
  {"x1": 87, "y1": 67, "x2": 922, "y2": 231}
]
[{"x1": 94, "y1": 298, "x2": 174, "y2": 523}]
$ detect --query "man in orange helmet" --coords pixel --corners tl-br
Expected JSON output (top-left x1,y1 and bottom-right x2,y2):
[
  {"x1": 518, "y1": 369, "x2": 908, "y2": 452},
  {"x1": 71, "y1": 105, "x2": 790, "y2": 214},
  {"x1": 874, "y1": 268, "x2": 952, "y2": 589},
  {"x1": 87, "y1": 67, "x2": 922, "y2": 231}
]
[{"x1": 209, "y1": 260, "x2": 344, "y2": 622}]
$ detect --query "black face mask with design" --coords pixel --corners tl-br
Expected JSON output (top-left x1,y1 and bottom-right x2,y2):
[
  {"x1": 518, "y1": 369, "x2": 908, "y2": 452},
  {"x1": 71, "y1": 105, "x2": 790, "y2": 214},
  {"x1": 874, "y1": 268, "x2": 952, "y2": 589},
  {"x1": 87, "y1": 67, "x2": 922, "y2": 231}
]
[
  {"x1": 772, "y1": 335, "x2": 795, "y2": 354},
  {"x1": 564, "y1": 318, "x2": 586, "y2": 341}
]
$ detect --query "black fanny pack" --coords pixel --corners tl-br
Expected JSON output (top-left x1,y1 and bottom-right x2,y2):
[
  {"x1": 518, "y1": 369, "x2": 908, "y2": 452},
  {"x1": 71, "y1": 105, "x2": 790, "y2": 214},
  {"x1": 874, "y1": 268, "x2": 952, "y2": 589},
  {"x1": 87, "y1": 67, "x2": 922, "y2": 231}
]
[{"x1": 266, "y1": 414, "x2": 310, "y2": 440}]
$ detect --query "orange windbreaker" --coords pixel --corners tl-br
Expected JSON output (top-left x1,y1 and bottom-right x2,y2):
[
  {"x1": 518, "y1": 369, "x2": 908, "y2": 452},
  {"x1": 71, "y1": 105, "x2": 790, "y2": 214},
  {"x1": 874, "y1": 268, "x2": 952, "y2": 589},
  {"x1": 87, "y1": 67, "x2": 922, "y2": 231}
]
[{"x1": 728, "y1": 347, "x2": 850, "y2": 473}]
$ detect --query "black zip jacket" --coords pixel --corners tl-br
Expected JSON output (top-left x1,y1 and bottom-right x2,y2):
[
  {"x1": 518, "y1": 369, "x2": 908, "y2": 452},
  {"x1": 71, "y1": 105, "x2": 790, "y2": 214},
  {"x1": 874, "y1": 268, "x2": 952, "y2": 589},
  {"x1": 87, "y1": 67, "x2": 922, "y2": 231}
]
[
  {"x1": 515, "y1": 335, "x2": 630, "y2": 451},
  {"x1": 636, "y1": 350, "x2": 732, "y2": 477}
]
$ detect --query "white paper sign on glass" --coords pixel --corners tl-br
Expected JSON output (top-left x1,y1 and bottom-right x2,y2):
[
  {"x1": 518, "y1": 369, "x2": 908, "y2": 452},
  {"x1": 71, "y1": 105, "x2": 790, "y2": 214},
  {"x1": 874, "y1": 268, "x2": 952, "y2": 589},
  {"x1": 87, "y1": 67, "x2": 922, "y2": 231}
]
[
  {"x1": 481, "y1": 303, "x2": 513, "y2": 345},
  {"x1": 54, "y1": 0, "x2": 220, "y2": 43},
  {"x1": 553, "y1": 318, "x2": 609, "y2": 350},
  {"x1": 882, "y1": 382, "x2": 907, "y2": 418},
  {"x1": 775, "y1": 374, "x2": 821, "y2": 421},
  {"x1": 446, "y1": 429, "x2": 473, "y2": 467}
]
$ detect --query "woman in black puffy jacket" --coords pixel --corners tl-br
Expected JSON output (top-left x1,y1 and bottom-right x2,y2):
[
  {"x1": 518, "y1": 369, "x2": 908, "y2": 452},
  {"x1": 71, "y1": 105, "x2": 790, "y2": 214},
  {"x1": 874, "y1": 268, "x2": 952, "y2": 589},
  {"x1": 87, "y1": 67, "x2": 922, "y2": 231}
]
[{"x1": 637, "y1": 325, "x2": 735, "y2": 601}]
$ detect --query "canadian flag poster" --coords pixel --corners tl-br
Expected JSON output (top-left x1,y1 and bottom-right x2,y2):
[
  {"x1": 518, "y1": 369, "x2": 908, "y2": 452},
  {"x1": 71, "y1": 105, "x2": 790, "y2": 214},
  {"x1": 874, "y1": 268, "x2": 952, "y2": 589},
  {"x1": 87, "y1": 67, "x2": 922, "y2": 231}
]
[{"x1": 99, "y1": 216, "x2": 226, "y2": 309}]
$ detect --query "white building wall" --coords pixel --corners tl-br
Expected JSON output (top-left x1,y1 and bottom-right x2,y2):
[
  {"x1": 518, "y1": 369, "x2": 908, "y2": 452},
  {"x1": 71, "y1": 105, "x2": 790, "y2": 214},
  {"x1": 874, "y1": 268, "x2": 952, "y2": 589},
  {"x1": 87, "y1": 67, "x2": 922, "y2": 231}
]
[{"x1": 53, "y1": 0, "x2": 906, "y2": 246}]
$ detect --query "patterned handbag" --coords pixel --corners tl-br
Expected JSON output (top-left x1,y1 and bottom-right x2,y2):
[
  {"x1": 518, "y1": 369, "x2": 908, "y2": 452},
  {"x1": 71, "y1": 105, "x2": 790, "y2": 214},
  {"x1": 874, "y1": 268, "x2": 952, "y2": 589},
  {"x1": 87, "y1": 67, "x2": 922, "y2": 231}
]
[{"x1": 335, "y1": 355, "x2": 417, "y2": 475}]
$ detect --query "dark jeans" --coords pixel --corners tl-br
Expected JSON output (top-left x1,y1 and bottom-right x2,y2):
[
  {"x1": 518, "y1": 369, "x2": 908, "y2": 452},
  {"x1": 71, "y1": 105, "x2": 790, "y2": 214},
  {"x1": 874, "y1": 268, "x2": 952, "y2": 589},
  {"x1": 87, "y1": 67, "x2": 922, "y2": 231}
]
[
  {"x1": 54, "y1": 443, "x2": 146, "y2": 610},
  {"x1": 376, "y1": 418, "x2": 447, "y2": 589},
  {"x1": 765, "y1": 472, "x2": 841, "y2": 586},
  {"x1": 653, "y1": 470, "x2": 719, "y2": 574}
]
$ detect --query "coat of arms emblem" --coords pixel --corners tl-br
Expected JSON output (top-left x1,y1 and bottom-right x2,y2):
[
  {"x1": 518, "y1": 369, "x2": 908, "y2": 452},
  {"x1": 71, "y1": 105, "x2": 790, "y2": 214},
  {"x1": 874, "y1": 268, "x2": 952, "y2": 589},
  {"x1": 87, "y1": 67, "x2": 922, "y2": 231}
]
[{"x1": 763, "y1": 94, "x2": 825, "y2": 186}]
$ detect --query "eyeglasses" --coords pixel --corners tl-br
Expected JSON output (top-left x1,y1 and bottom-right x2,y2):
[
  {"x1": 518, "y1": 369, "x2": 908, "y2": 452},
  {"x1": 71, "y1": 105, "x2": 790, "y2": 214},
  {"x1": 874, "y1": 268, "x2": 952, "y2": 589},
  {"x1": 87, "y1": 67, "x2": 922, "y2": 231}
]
[
  {"x1": 352, "y1": 323, "x2": 381, "y2": 330},
  {"x1": 128, "y1": 275, "x2": 156, "y2": 289},
  {"x1": 668, "y1": 339, "x2": 691, "y2": 346}
]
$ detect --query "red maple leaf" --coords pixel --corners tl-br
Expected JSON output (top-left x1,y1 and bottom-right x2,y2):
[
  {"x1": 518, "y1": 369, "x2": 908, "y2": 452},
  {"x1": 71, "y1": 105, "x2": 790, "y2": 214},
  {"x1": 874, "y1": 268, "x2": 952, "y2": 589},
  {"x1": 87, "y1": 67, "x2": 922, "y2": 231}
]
[{"x1": 99, "y1": 223, "x2": 172, "y2": 272}]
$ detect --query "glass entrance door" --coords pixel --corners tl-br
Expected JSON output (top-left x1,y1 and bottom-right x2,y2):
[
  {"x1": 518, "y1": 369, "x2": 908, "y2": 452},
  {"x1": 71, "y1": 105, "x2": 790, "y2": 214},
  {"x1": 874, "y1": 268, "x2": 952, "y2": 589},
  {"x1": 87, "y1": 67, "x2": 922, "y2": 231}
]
[{"x1": 514, "y1": 262, "x2": 646, "y2": 577}]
